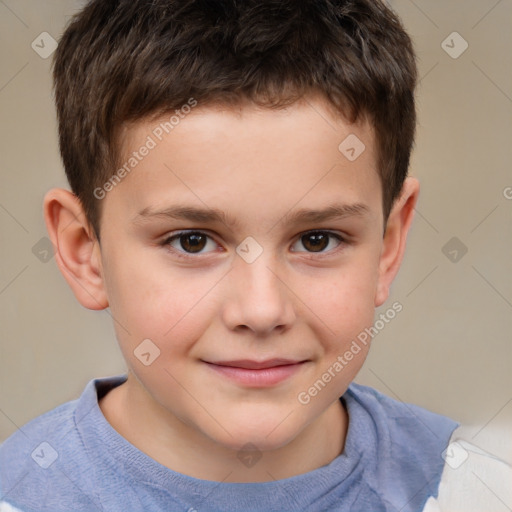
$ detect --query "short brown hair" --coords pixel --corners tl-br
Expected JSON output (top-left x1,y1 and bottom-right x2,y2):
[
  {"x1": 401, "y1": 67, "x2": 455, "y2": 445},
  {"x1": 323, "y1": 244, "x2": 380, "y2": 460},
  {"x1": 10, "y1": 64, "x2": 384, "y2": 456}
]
[{"x1": 53, "y1": 0, "x2": 417, "y2": 238}]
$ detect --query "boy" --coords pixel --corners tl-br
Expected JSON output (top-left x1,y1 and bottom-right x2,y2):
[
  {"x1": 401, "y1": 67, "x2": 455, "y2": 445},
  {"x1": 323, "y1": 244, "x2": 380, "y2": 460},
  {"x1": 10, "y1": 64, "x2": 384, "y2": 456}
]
[{"x1": 0, "y1": 0, "x2": 488, "y2": 510}]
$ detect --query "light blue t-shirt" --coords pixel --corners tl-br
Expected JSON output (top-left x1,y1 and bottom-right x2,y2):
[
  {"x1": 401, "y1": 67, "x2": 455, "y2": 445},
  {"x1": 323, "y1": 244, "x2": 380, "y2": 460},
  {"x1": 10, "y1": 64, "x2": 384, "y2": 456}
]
[{"x1": 0, "y1": 375, "x2": 458, "y2": 512}]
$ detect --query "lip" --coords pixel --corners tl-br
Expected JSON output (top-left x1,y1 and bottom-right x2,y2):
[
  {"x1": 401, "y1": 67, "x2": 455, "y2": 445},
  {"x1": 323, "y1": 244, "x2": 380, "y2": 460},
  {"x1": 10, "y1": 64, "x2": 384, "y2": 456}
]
[
  {"x1": 211, "y1": 358, "x2": 303, "y2": 370},
  {"x1": 203, "y1": 359, "x2": 308, "y2": 387}
]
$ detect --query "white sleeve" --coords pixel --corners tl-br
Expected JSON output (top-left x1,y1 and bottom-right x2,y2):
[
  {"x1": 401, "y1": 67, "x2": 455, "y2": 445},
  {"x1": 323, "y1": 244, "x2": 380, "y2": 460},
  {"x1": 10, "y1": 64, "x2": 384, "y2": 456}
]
[
  {"x1": 0, "y1": 502, "x2": 25, "y2": 512},
  {"x1": 422, "y1": 427, "x2": 512, "y2": 512}
]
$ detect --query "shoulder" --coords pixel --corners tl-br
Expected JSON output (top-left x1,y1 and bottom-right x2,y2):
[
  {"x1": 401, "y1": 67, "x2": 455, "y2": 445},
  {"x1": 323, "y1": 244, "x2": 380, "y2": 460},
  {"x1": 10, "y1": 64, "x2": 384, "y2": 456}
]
[
  {"x1": 0, "y1": 375, "x2": 126, "y2": 512},
  {"x1": 0, "y1": 396, "x2": 79, "y2": 511},
  {"x1": 343, "y1": 383, "x2": 459, "y2": 511},
  {"x1": 0, "y1": 395, "x2": 78, "y2": 472},
  {"x1": 345, "y1": 382, "x2": 459, "y2": 441}
]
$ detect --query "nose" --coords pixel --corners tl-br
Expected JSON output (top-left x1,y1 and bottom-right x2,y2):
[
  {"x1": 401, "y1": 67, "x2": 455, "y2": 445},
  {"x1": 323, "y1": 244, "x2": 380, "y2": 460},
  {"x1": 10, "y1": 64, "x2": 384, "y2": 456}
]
[{"x1": 221, "y1": 254, "x2": 296, "y2": 336}]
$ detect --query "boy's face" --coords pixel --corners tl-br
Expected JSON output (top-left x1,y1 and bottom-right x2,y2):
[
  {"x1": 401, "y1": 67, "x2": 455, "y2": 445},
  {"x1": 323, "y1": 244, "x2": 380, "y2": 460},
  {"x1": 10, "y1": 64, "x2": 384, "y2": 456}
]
[{"x1": 64, "y1": 96, "x2": 415, "y2": 452}]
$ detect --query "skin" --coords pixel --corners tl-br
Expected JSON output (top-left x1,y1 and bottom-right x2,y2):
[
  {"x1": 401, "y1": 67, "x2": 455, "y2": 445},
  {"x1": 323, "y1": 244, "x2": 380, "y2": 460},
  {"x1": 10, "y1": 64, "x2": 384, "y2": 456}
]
[{"x1": 43, "y1": 94, "x2": 419, "y2": 483}]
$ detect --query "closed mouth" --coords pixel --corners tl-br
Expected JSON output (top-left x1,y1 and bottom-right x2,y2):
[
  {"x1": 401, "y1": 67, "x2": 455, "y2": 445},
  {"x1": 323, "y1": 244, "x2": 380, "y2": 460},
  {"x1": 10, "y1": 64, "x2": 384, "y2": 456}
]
[{"x1": 205, "y1": 358, "x2": 307, "y2": 370}]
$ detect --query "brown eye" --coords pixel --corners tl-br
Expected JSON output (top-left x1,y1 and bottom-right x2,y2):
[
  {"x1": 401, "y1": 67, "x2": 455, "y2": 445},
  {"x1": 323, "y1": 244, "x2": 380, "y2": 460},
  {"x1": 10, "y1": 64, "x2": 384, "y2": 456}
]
[
  {"x1": 163, "y1": 231, "x2": 217, "y2": 256},
  {"x1": 291, "y1": 231, "x2": 343, "y2": 254},
  {"x1": 179, "y1": 232, "x2": 207, "y2": 253},
  {"x1": 301, "y1": 233, "x2": 329, "y2": 252}
]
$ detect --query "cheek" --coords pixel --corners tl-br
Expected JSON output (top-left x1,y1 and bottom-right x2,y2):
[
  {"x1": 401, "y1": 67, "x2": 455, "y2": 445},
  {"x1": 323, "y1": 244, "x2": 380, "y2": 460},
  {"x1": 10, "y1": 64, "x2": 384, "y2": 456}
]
[
  {"x1": 103, "y1": 251, "x2": 220, "y2": 351},
  {"x1": 297, "y1": 257, "x2": 379, "y2": 340}
]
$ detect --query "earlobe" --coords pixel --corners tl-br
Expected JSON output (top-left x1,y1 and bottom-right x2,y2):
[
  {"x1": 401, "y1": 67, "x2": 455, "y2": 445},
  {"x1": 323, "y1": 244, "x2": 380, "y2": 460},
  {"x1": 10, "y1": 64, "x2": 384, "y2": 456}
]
[
  {"x1": 374, "y1": 177, "x2": 420, "y2": 307},
  {"x1": 43, "y1": 188, "x2": 109, "y2": 310}
]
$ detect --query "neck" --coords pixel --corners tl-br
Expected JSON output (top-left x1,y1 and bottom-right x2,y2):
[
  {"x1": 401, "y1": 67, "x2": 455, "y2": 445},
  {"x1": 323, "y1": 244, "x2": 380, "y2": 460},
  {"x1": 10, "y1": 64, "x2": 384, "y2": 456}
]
[{"x1": 99, "y1": 372, "x2": 348, "y2": 482}]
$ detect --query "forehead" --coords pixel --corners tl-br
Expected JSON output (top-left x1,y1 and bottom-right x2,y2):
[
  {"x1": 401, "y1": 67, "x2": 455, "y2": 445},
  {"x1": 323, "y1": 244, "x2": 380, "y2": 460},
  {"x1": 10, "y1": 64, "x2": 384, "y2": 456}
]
[{"x1": 108, "y1": 97, "x2": 382, "y2": 230}]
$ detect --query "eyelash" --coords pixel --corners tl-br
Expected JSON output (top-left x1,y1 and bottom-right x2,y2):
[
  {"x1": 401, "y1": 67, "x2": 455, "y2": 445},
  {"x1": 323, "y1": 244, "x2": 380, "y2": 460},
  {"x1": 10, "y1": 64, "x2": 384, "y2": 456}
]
[{"x1": 160, "y1": 230, "x2": 346, "y2": 260}]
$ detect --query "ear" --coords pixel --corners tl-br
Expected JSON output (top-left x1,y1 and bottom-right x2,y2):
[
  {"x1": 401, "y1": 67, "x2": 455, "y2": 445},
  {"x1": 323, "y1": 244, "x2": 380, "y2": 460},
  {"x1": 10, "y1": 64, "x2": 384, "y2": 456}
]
[
  {"x1": 43, "y1": 188, "x2": 109, "y2": 310},
  {"x1": 374, "y1": 177, "x2": 420, "y2": 307}
]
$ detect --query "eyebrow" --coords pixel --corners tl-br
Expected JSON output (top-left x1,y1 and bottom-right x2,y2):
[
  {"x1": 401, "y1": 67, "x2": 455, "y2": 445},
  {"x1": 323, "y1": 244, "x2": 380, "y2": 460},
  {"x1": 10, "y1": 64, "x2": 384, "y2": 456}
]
[
  {"x1": 282, "y1": 203, "x2": 369, "y2": 225},
  {"x1": 134, "y1": 205, "x2": 239, "y2": 227},
  {"x1": 133, "y1": 202, "x2": 369, "y2": 229}
]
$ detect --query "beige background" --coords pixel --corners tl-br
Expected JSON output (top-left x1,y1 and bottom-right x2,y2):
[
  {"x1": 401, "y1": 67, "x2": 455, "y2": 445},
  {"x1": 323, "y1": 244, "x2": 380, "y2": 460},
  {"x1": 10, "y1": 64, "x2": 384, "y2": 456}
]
[{"x1": 1, "y1": 0, "x2": 511, "y2": 461}]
